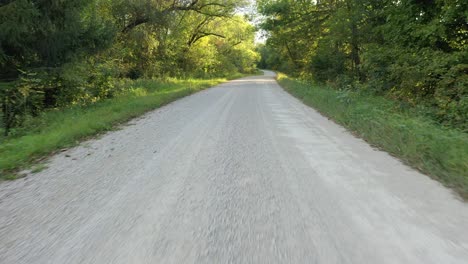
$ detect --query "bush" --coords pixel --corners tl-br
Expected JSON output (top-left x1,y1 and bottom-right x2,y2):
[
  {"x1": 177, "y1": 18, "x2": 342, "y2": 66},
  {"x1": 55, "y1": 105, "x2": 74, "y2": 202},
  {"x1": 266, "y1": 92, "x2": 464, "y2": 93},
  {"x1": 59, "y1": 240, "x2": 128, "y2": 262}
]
[
  {"x1": 310, "y1": 44, "x2": 347, "y2": 83},
  {"x1": 434, "y1": 63, "x2": 468, "y2": 131},
  {"x1": 360, "y1": 45, "x2": 467, "y2": 131},
  {"x1": 0, "y1": 71, "x2": 45, "y2": 136},
  {"x1": 277, "y1": 74, "x2": 468, "y2": 198}
]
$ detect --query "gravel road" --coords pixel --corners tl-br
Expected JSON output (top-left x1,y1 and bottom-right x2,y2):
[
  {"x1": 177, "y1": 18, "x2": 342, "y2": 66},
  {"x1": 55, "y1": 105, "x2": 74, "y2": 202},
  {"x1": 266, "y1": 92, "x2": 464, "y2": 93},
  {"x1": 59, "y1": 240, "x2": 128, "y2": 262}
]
[{"x1": 1, "y1": 71, "x2": 468, "y2": 263}]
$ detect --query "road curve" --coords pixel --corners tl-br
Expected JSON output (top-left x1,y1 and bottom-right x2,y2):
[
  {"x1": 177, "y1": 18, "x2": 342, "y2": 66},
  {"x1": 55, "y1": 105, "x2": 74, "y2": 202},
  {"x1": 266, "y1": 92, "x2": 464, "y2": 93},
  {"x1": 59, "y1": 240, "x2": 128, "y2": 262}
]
[{"x1": 1, "y1": 71, "x2": 468, "y2": 263}]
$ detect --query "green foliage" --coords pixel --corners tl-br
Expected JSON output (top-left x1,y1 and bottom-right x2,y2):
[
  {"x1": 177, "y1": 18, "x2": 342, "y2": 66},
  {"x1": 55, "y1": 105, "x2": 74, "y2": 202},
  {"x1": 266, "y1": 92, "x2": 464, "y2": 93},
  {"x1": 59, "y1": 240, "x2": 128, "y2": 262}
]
[
  {"x1": 434, "y1": 63, "x2": 468, "y2": 129},
  {"x1": 310, "y1": 40, "x2": 347, "y2": 83},
  {"x1": 0, "y1": 0, "x2": 114, "y2": 76},
  {"x1": 258, "y1": 0, "x2": 468, "y2": 130},
  {"x1": 0, "y1": 0, "x2": 259, "y2": 136},
  {"x1": 277, "y1": 73, "x2": 468, "y2": 199},
  {"x1": 0, "y1": 74, "x2": 253, "y2": 178},
  {"x1": 0, "y1": 72, "x2": 45, "y2": 136}
]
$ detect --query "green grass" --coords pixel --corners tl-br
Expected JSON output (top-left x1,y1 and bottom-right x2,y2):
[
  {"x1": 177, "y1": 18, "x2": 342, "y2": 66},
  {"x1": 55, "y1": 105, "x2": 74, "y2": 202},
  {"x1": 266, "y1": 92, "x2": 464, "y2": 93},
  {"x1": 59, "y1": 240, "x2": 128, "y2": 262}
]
[
  {"x1": 0, "y1": 74, "x2": 254, "y2": 178},
  {"x1": 31, "y1": 164, "x2": 48, "y2": 173},
  {"x1": 3, "y1": 174, "x2": 18, "y2": 180},
  {"x1": 277, "y1": 73, "x2": 468, "y2": 199}
]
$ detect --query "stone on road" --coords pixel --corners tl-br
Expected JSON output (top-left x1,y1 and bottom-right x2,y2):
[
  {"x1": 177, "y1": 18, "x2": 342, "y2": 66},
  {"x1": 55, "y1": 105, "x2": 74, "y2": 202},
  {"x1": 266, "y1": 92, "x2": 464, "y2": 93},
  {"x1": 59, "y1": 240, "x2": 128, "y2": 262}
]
[{"x1": 1, "y1": 71, "x2": 468, "y2": 263}]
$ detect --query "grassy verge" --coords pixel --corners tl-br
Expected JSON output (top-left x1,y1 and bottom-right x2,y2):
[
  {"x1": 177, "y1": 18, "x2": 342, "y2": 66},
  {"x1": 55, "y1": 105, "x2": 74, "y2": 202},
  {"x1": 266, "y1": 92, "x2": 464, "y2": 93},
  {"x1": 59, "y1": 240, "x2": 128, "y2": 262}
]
[
  {"x1": 0, "y1": 73, "x2": 254, "y2": 178},
  {"x1": 277, "y1": 73, "x2": 468, "y2": 199}
]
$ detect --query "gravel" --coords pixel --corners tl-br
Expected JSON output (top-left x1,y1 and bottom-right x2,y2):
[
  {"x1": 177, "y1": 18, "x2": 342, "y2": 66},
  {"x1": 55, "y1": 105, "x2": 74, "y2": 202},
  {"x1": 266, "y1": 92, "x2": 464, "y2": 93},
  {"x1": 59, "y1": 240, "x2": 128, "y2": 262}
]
[{"x1": 1, "y1": 71, "x2": 468, "y2": 263}]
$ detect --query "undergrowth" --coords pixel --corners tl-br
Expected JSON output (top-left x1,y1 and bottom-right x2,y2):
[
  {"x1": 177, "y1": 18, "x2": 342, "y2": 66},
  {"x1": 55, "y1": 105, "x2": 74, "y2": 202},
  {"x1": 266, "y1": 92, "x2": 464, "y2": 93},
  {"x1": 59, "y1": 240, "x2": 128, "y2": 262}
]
[{"x1": 277, "y1": 73, "x2": 468, "y2": 199}]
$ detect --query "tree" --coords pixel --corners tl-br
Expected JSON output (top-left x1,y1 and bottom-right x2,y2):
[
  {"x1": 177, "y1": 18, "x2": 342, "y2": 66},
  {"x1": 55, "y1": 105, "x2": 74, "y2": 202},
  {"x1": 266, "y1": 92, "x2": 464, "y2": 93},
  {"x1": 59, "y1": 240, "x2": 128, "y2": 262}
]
[
  {"x1": 0, "y1": 0, "x2": 114, "y2": 80},
  {"x1": 257, "y1": 0, "x2": 468, "y2": 130},
  {"x1": 0, "y1": 0, "x2": 259, "y2": 135}
]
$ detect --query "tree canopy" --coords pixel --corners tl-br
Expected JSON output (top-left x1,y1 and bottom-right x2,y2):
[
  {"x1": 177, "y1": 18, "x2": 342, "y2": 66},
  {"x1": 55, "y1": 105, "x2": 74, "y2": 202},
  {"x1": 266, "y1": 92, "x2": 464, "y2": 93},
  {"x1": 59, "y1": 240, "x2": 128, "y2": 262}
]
[
  {"x1": 0, "y1": 0, "x2": 259, "y2": 135},
  {"x1": 258, "y1": 0, "x2": 467, "y2": 130}
]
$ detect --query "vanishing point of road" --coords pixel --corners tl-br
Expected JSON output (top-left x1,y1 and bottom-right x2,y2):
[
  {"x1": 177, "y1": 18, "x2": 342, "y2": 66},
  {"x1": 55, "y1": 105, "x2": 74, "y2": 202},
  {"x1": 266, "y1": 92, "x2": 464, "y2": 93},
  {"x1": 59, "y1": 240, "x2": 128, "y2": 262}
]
[{"x1": 1, "y1": 71, "x2": 468, "y2": 263}]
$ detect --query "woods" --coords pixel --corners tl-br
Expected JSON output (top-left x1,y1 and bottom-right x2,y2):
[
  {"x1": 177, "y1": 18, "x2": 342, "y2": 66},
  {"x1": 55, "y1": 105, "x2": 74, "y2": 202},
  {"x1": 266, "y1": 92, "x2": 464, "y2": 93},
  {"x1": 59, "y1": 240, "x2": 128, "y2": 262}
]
[
  {"x1": 3, "y1": 1, "x2": 465, "y2": 138},
  {"x1": 0, "y1": 0, "x2": 259, "y2": 136},
  {"x1": 257, "y1": 0, "x2": 467, "y2": 131},
  {"x1": 1, "y1": 0, "x2": 466, "y2": 186},
  {"x1": 257, "y1": 0, "x2": 468, "y2": 197}
]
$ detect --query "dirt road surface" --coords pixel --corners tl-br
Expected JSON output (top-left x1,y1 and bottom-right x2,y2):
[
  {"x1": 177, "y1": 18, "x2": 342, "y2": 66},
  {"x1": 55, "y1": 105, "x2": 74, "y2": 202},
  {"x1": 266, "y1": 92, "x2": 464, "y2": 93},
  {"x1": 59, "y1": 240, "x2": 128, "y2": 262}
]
[{"x1": 1, "y1": 71, "x2": 468, "y2": 263}]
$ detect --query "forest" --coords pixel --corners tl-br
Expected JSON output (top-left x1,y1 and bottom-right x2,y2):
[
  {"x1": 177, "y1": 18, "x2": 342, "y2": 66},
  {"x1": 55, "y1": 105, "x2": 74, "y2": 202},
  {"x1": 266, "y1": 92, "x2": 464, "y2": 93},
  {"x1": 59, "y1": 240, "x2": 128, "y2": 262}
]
[
  {"x1": 257, "y1": 0, "x2": 467, "y2": 131},
  {"x1": 0, "y1": 0, "x2": 259, "y2": 136},
  {"x1": 1, "y1": 0, "x2": 467, "y2": 190},
  {"x1": 2, "y1": 0, "x2": 466, "y2": 137}
]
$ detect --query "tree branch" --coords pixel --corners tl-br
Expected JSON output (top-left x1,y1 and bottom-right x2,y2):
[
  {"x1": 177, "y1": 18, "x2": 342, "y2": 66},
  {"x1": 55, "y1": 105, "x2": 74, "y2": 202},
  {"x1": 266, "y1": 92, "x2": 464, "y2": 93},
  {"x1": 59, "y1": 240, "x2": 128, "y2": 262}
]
[
  {"x1": 122, "y1": 17, "x2": 150, "y2": 33},
  {"x1": 188, "y1": 32, "x2": 226, "y2": 47},
  {"x1": 121, "y1": 1, "x2": 232, "y2": 33}
]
